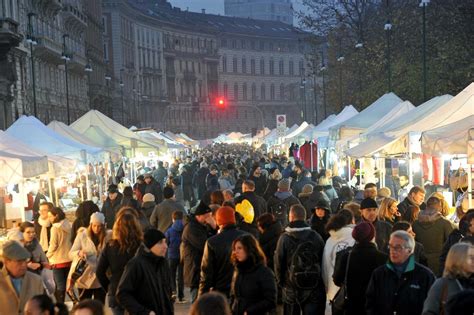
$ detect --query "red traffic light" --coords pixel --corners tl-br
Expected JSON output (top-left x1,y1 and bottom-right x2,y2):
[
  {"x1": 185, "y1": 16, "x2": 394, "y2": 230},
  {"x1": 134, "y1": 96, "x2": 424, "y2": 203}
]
[{"x1": 216, "y1": 98, "x2": 226, "y2": 108}]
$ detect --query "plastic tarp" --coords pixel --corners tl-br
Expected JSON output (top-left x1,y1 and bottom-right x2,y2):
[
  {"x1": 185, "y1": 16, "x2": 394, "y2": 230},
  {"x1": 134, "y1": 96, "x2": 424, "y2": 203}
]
[
  {"x1": 71, "y1": 110, "x2": 164, "y2": 156},
  {"x1": 7, "y1": 116, "x2": 102, "y2": 162},
  {"x1": 329, "y1": 93, "x2": 403, "y2": 142},
  {"x1": 0, "y1": 130, "x2": 75, "y2": 176},
  {"x1": 421, "y1": 115, "x2": 474, "y2": 162}
]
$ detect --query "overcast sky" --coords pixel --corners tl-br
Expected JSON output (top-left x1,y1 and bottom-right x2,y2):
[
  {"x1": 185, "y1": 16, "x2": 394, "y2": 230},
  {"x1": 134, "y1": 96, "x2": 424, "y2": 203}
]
[{"x1": 168, "y1": 0, "x2": 305, "y2": 21}]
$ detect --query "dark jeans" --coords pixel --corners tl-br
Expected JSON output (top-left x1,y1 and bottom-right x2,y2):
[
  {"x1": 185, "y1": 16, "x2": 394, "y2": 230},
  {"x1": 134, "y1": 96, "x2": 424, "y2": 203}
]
[
  {"x1": 169, "y1": 258, "x2": 184, "y2": 299},
  {"x1": 79, "y1": 287, "x2": 106, "y2": 304},
  {"x1": 53, "y1": 267, "x2": 70, "y2": 303},
  {"x1": 284, "y1": 301, "x2": 324, "y2": 315}
]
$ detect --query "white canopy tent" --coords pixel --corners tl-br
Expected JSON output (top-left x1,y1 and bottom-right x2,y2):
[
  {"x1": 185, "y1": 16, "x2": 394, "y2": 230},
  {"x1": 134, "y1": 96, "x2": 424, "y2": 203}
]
[
  {"x1": 0, "y1": 151, "x2": 48, "y2": 185},
  {"x1": 7, "y1": 116, "x2": 102, "y2": 163}
]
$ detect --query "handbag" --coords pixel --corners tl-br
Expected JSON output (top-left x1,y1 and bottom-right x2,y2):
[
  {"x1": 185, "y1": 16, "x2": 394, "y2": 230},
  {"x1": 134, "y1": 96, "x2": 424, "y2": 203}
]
[
  {"x1": 66, "y1": 257, "x2": 88, "y2": 304},
  {"x1": 450, "y1": 168, "x2": 468, "y2": 192},
  {"x1": 331, "y1": 250, "x2": 352, "y2": 314}
]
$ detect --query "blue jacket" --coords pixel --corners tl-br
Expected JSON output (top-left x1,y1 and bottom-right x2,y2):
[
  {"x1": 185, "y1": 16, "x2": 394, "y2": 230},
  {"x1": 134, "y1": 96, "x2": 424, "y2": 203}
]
[{"x1": 165, "y1": 219, "x2": 184, "y2": 260}]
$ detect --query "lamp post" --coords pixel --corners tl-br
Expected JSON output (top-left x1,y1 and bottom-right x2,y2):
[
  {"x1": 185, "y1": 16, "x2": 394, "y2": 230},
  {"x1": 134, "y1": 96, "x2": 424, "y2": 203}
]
[
  {"x1": 337, "y1": 54, "x2": 344, "y2": 110},
  {"x1": 300, "y1": 77, "x2": 307, "y2": 122},
  {"x1": 420, "y1": 0, "x2": 429, "y2": 101},
  {"x1": 27, "y1": 13, "x2": 38, "y2": 117},
  {"x1": 119, "y1": 68, "x2": 125, "y2": 125},
  {"x1": 385, "y1": 0, "x2": 392, "y2": 92},
  {"x1": 61, "y1": 34, "x2": 71, "y2": 124},
  {"x1": 85, "y1": 57, "x2": 93, "y2": 110},
  {"x1": 320, "y1": 50, "x2": 327, "y2": 119},
  {"x1": 105, "y1": 74, "x2": 112, "y2": 115},
  {"x1": 355, "y1": 41, "x2": 363, "y2": 100}
]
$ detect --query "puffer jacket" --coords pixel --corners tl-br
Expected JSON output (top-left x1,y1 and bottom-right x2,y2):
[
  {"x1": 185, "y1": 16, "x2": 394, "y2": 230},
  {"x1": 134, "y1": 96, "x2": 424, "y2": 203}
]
[
  {"x1": 231, "y1": 261, "x2": 277, "y2": 315},
  {"x1": 198, "y1": 225, "x2": 248, "y2": 297},
  {"x1": 366, "y1": 256, "x2": 435, "y2": 315},
  {"x1": 322, "y1": 225, "x2": 355, "y2": 300},
  {"x1": 413, "y1": 210, "x2": 454, "y2": 275},
  {"x1": 165, "y1": 219, "x2": 184, "y2": 260},
  {"x1": 47, "y1": 219, "x2": 72, "y2": 265}
]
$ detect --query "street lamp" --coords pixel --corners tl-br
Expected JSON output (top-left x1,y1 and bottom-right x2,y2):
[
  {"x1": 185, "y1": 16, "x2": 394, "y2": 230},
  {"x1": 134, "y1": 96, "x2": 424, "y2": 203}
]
[
  {"x1": 420, "y1": 0, "x2": 429, "y2": 101},
  {"x1": 85, "y1": 58, "x2": 93, "y2": 110},
  {"x1": 27, "y1": 13, "x2": 38, "y2": 118},
  {"x1": 320, "y1": 50, "x2": 327, "y2": 119},
  {"x1": 337, "y1": 54, "x2": 344, "y2": 109},
  {"x1": 300, "y1": 77, "x2": 307, "y2": 122},
  {"x1": 105, "y1": 74, "x2": 112, "y2": 115},
  {"x1": 61, "y1": 34, "x2": 71, "y2": 124},
  {"x1": 355, "y1": 40, "x2": 364, "y2": 99},
  {"x1": 119, "y1": 69, "x2": 125, "y2": 125}
]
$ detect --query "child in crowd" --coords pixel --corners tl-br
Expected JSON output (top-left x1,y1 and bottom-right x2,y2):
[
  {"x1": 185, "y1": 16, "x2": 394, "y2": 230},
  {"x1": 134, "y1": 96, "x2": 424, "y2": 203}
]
[{"x1": 165, "y1": 210, "x2": 185, "y2": 303}]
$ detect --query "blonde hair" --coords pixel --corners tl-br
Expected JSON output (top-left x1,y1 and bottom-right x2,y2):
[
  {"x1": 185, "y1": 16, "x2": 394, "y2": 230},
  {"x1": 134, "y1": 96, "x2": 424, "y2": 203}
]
[
  {"x1": 378, "y1": 197, "x2": 398, "y2": 221},
  {"x1": 430, "y1": 192, "x2": 450, "y2": 217},
  {"x1": 443, "y1": 243, "x2": 473, "y2": 278}
]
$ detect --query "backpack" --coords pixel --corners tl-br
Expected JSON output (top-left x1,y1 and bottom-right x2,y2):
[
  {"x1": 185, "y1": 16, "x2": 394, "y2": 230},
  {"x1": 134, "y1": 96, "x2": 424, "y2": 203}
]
[
  {"x1": 269, "y1": 198, "x2": 289, "y2": 227},
  {"x1": 288, "y1": 237, "x2": 321, "y2": 290}
]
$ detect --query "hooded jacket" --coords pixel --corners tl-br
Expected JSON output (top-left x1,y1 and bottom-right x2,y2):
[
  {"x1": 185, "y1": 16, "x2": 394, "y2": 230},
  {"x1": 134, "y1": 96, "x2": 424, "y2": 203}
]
[
  {"x1": 117, "y1": 245, "x2": 174, "y2": 315},
  {"x1": 322, "y1": 225, "x2": 355, "y2": 300},
  {"x1": 366, "y1": 256, "x2": 435, "y2": 315},
  {"x1": 274, "y1": 221, "x2": 325, "y2": 306},
  {"x1": 165, "y1": 219, "x2": 184, "y2": 260},
  {"x1": 46, "y1": 219, "x2": 72, "y2": 265},
  {"x1": 412, "y1": 210, "x2": 454, "y2": 275}
]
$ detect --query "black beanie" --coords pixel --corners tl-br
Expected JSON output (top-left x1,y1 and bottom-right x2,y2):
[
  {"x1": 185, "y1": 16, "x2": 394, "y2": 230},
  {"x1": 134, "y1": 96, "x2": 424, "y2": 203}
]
[
  {"x1": 360, "y1": 197, "x2": 378, "y2": 210},
  {"x1": 144, "y1": 229, "x2": 166, "y2": 249}
]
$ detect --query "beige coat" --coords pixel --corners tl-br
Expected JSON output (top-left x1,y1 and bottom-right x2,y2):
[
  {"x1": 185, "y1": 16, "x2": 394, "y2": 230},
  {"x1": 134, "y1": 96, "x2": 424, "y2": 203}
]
[
  {"x1": 0, "y1": 266, "x2": 44, "y2": 314},
  {"x1": 47, "y1": 219, "x2": 72, "y2": 265}
]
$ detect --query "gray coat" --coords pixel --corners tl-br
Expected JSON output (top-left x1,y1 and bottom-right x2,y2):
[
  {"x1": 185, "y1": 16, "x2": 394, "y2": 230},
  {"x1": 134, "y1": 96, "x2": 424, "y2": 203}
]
[
  {"x1": 422, "y1": 277, "x2": 465, "y2": 315},
  {"x1": 150, "y1": 198, "x2": 186, "y2": 233}
]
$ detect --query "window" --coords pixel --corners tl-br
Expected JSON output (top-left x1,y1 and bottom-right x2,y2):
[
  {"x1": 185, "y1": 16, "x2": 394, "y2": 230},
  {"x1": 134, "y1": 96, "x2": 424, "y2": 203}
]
[
  {"x1": 243, "y1": 83, "x2": 247, "y2": 100},
  {"x1": 270, "y1": 84, "x2": 275, "y2": 100},
  {"x1": 242, "y1": 58, "x2": 246, "y2": 73},
  {"x1": 261, "y1": 84, "x2": 266, "y2": 100},
  {"x1": 221, "y1": 39, "x2": 227, "y2": 47},
  {"x1": 260, "y1": 58, "x2": 265, "y2": 75},
  {"x1": 279, "y1": 59, "x2": 284, "y2": 75},
  {"x1": 280, "y1": 83, "x2": 285, "y2": 100},
  {"x1": 222, "y1": 56, "x2": 227, "y2": 72},
  {"x1": 223, "y1": 82, "x2": 228, "y2": 98},
  {"x1": 299, "y1": 60, "x2": 305, "y2": 76},
  {"x1": 233, "y1": 57, "x2": 237, "y2": 73},
  {"x1": 234, "y1": 83, "x2": 239, "y2": 100},
  {"x1": 250, "y1": 59, "x2": 256, "y2": 74},
  {"x1": 269, "y1": 59, "x2": 274, "y2": 75}
]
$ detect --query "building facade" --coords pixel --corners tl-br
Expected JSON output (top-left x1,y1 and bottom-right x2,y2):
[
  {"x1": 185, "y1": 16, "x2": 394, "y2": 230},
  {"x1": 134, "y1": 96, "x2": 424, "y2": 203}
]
[{"x1": 224, "y1": 0, "x2": 294, "y2": 25}]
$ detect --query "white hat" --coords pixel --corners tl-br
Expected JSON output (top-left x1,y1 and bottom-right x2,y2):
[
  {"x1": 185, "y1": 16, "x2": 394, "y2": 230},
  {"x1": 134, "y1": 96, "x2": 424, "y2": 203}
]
[{"x1": 90, "y1": 212, "x2": 105, "y2": 225}]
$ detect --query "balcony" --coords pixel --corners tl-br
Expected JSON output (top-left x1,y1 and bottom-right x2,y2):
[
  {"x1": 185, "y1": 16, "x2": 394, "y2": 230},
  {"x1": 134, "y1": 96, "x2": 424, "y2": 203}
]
[
  {"x1": 35, "y1": 35, "x2": 63, "y2": 64},
  {"x1": 62, "y1": 5, "x2": 88, "y2": 31},
  {"x1": 68, "y1": 52, "x2": 87, "y2": 73},
  {"x1": 0, "y1": 18, "x2": 22, "y2": 56},
  {"x1": 38, "y1": 0, "x2": 62, "y2": 14},
  {"x1": 142, "y1": 67, "x2": 162, "y2": 76}
]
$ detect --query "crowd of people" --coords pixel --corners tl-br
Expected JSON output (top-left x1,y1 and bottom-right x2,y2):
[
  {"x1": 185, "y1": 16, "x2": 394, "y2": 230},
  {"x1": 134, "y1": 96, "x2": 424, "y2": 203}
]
[{"x1": 1, "y1": 143, "x2": 473, "y2": 315}]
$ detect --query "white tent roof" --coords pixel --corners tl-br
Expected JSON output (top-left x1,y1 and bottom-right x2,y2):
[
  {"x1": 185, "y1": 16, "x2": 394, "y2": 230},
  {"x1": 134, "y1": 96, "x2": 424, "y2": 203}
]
[
  {"x1": 421, "y1": 115, "x2": 474, "y2": 161},
  {"x1": 133, "y1": 130, "x2": 185, "y2": 150},
  {"x1": 316, "y1": 105, "x2": 359, "y2": 131},
  {"x1": 7, "y1": 116, "x2": 102, "y2": 161},
  {"x1": 284, "y1": 121, "x2": 310, "y2": 140},
  {"x1": 0, "y1": 151, "x2": 49, "y2": 185},
  {"x1": 0, "y1": 130, "x2": 75, "y2": 176},
  {"x1": 329, "y1": 93, "x2": 403, "y2": 141},
  {"x1": 71, "y1": 110, "x2": 163, "y2": 155},
  {"x1": 360, "y1": 101, "x2": 415, "y2": 137}
]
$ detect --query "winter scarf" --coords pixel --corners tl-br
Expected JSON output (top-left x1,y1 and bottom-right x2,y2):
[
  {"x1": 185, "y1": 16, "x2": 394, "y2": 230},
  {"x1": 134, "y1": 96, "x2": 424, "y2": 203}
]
[{"x1": 38, "y1": 217, "x2": 51, "y2": 250}]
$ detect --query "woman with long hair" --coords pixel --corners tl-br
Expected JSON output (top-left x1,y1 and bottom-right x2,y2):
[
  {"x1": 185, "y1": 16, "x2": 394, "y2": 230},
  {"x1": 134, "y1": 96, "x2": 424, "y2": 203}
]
[
  {"x1": 46, "y1": 207, "x2": 72, "y2": 303},
  {"x1": 230, "y1": 234, "x2": 277, "y2": 315},
  {"x1": 423, "y1": 243, "x2": 474, "y2": 314},
  {"x1": 378, "y1": 197, "x2": 401, "y2": 225},
  {"x1": 69, "y1": 212, "x2": 109, "y2": 303},
  {"x1": 96, "y1": 210, "x2": 143, "y2": 315}
]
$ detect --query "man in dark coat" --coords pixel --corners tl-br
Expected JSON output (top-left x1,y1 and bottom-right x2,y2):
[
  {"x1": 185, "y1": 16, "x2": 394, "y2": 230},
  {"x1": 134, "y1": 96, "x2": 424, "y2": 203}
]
[
  {"x1": 366, "y1": 230, "x2": 435, "y2": 315},
  {"x1": 152, "y1": 161, "x2": 168, "y2": 186},
  {"x1": 117, "y1": 229, "x2": 174, "y2": 315},
  {"x1": 205, "y1": 165, "x2": 220, "y2": 192},
  {"x1": 101, "y1": 184, "x2": 123, "y2": 229},
  {"x1": 274, "y1": 204, "x2": 326, "y2": 315},
  {"x1": 333, "y1": 222, "x2": 387, "y2": 315},
  {"x1": 198, "y1": 206, "x2": 247, "y2": 298},
  {"x1": 248, "y1": 165, "x2": 267, "y2": 197},
  {"x1": 293, "y1": 170, "x2": 317, "y2": 197},
  {"x1": 150, "y1": 186, "x2": 186, "y2": 233},
  {"x1": 234, "y1": 180, "x2": 267, "y2": 223},
  {"x1": 180, "y1": 202, "x2": 216, "y2": 303},
  {"x1": 144, "y1": 173, "x2": 163, "y2": 204},
  {"x1": 181, "y1": 163, "x2": 196, "y2": 207},
  {"x1": 360, "y1": 198, "x2": 392, "y2": 253},
  {"x1": 193, "y1": 161, "x2": 209, "y2": 200},
  {"x1": 267, "y1": 178, "x2": 301, "y2": 227},
  {"x1": 397, "y1": 186, "x2": 426, "y2": 221}
]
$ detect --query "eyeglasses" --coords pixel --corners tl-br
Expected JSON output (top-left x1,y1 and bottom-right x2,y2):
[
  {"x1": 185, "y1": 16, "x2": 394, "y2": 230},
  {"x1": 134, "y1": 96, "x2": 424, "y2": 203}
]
[{"x1": 388, "y1": 245, "x2": 408, "y2": 252}]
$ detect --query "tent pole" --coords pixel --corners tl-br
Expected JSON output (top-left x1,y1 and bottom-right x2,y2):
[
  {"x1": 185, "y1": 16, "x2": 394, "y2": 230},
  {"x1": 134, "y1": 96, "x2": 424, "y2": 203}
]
[
  {"x1": 47, "y1": 177, "x2": 54, "y2": 202},
  {"x1": 468, "y1": 164, "x2": 473, "y2": 208},
  {"x1": 20, "y1": 181, "x2": 26, "y2": 223}
]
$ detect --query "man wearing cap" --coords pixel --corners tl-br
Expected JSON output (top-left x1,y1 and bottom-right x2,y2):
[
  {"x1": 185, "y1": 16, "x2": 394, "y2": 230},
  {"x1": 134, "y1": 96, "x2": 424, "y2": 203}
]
[
  {"x1": 150, "y1": 186, "x2": 186, "y2": 233},
  {"x1": 333, "y1": 222, "x2": 387, "y2": 315},
  {"x1": 181, "y1": 201, "x2": 217, "y2": 302},
  {"x1": 101, "y1": 184, "x2": 123, "y2": 228},
  {"x1": 366, "y1": 230, "x2": 435, "y2": 315},
  {"x1": 199, "y1": 206, "x2": 247, "y2": 298},
  {"x1": 0, "y1": 240, "x2": 44, "y2": 314},
  {"x1": 267, "y1": 178, "x2": 301, "y2": 227},
  {"x1": 144, "y1": 173, "x2": 164, "y2": 205},
  {"x1": 117, "y1": 229, "x2": 173, "y2": 315},
  {"x1": 360, "y1": 197, "x2": 392, "y2": 253}
]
